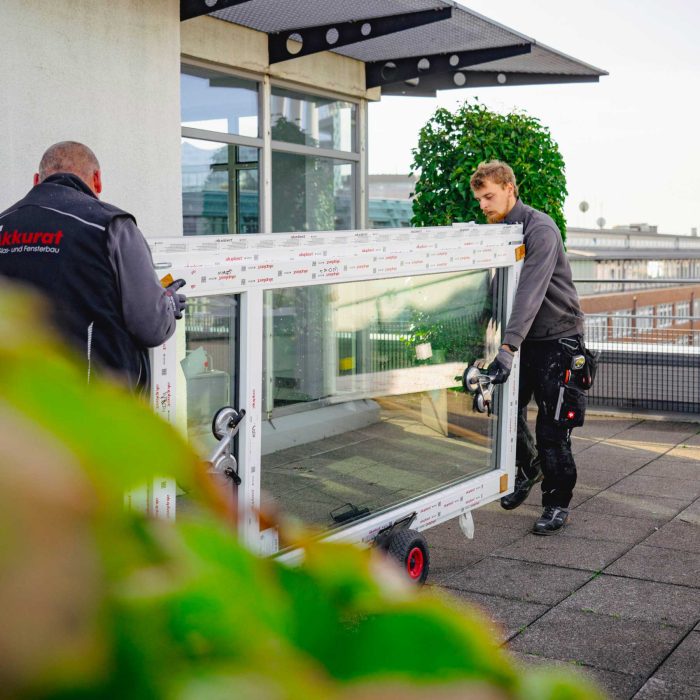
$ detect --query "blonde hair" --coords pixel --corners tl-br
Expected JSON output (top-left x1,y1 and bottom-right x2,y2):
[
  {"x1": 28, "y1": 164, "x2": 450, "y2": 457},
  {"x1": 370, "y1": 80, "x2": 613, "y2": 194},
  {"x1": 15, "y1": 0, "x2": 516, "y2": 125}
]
[{"x1": 470, "y1": 160, "x2": 519, "y2": 198}]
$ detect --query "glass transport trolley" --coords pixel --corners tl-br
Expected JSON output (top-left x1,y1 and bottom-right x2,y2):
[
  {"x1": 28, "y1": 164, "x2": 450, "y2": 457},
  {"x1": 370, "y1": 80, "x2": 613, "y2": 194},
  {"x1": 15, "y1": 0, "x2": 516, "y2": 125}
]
[{"x1": 145, "y1": 223, "x2": 524, "y2": 582}]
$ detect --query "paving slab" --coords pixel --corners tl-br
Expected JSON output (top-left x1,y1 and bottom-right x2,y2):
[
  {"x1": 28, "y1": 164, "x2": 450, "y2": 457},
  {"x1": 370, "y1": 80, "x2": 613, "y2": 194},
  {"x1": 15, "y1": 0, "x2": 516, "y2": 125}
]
[
  {"x1": 516, "y1": 482, "x2": 599, "y2": 510},
  {"x1": 576, "y1": 491, "x2": 688, "y2": 522},
  {"x1": 510, "y1": 651, "x2": 645, "y2": 700},
  {"x1": 425, "y1": 518, "x2": 526, "y2": 555},
  {"x1": 633, "y1": 677, "x2": 700, "y2": 699},
  {"x1": 676, "y1": 499, "x2": 700, "y2": 526},
  {"x1": 680, "y1": 431, "x2": 700, "y2": 447},
  {"x1": 493, "y1": 533, "x2": 630, "y2": 572},
  {"x1": 605, "y1": 474, "x2": 700, "y2": 501},
  {"x1": 473, "y1": 502, "x2": 543, "y2": 532},
  {"x1": 438, "y1": 588, "x2": 549, "y2": 643},
  {"x1": 606, "y1": 545, "x2": 700, "y2": 588},
  {"x1": 617, "y1": 421, "x2": 700, "y2": 444},
  {"x1": 558, "y1": 575, "x2": 700, "y2": 628},
  {"x1": 507, "y1": 607, "x2": 681, "y2": 676},
  {"x1": 642, "y1": 519, "x2": 700, "y2": 554},
  {"x1": 572, "y1": 416, "x2": 642, "y2": 442},
  {"x1": 561, "y1": 510, "x2": 658, "y2": 544},
  {"x1": 571, "y1": 440, "x2": 662, "y2": 475},
  {"x1": 575, "y1": 466, "x2": 628, "y2": 491},
  {"x1": 636, "y1": 455, "x2": 700, "y2": 481},
  {"x1": 442, "y1": 557, "x2": 593, "y2": 605},
  {"x1": 652, "y1": 631, "x2": 700, "y2": 689},
  {"x1": 426, "y1": 546, "x2": 483, "y2": 585}
]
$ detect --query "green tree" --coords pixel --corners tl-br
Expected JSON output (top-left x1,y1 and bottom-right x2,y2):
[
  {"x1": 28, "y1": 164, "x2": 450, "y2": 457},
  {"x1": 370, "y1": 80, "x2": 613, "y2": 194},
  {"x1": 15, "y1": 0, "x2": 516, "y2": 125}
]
[{"x1": 410, "y1": 100, "x2": 568, "y2": 242}]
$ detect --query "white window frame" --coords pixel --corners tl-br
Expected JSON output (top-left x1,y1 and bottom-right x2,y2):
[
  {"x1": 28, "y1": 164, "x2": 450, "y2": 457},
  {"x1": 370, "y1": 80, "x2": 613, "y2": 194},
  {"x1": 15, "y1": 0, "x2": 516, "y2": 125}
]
[{"x1": 145, "y1": 223, "x2": 524, "y2": 558}]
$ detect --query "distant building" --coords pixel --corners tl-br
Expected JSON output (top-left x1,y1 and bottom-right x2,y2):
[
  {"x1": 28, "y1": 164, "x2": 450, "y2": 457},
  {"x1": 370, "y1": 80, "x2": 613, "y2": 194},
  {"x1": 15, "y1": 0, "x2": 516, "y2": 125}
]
[{"x1": 567, "y1": 226, "x2": 700, "y2": 344}]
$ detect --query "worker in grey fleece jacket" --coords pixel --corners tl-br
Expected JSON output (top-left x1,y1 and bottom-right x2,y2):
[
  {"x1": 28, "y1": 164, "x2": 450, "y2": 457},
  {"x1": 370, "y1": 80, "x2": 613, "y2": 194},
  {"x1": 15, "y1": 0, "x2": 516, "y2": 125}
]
[{"x1": 471, "y1": 160, "x2": 585, "y2": 536}]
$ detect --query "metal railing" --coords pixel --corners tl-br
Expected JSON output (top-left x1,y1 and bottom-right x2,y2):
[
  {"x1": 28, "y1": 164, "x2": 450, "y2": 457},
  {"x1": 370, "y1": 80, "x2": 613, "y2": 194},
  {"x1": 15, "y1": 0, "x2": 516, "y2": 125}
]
[{"x1": 576, "y1": 279, "x2": 700, "y2": 414}]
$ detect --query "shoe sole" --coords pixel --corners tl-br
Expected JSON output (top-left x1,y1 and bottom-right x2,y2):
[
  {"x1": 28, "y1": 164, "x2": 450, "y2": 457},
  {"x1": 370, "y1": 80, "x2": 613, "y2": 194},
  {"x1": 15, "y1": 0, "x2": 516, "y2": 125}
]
[{"x1": 532, "y1": 525, "x2": 565, "y2": 536}]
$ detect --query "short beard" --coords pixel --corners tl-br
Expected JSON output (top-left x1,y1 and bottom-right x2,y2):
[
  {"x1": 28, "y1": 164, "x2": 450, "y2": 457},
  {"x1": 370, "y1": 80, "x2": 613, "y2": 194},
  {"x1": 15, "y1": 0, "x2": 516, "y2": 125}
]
[{"x1": 486, "y1": 211, "x2": 506, "y2": 224}]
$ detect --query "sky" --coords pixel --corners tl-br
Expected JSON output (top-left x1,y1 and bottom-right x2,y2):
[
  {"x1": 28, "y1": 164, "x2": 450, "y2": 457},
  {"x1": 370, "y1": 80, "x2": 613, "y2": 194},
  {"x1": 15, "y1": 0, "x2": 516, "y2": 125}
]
[{"x1": 367, "y1": 0, "x2": 700, "y2": 234}]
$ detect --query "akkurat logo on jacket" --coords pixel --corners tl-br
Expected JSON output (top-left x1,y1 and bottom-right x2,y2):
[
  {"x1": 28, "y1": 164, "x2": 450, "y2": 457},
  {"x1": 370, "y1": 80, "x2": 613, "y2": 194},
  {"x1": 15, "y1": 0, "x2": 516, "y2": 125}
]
[{"x1": 0, "y1": 224, "x2": 63, "y2": 254}]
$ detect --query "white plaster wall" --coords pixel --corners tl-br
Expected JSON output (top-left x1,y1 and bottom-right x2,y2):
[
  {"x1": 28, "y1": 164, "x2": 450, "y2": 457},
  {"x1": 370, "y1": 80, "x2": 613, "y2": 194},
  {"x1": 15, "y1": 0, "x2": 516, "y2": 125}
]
[{"x1": 0, "y1": 0, "x2": 182, "y2": 238}]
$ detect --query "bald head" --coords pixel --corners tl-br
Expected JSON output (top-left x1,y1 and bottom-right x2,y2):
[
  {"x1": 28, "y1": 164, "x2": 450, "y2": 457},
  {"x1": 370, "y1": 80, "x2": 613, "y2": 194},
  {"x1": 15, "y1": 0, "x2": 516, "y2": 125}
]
[{"x1": 35, "y1": 141, "x2": 102, "y2": 196}]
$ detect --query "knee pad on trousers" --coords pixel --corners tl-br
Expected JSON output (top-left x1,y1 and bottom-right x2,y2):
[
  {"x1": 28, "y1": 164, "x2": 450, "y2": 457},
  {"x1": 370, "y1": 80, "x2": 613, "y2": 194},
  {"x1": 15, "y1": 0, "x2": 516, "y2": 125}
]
[{"x1": 538, "y1": 443, "x2": 577, "y2": 477}]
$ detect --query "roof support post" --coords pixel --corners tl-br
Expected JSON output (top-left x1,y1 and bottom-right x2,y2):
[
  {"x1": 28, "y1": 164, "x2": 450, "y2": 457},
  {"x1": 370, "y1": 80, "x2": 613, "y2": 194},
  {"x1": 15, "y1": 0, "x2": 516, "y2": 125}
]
[
  {"x1": 181, "y1": 0, "x2": 252, "y2": 22},
  {"x1": 268, "y1": 7, "x2": 452, "y2": 64},
  {"x1": 365, "y1": 43, "x2": 532, "y2": 88}
]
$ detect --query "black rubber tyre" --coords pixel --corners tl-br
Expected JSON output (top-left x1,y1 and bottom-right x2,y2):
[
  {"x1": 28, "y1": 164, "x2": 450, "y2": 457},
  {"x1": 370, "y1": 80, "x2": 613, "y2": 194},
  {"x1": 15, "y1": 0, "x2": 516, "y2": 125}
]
[{"x1": 387, "y1": 529, "x2": 430, "y2": 585}]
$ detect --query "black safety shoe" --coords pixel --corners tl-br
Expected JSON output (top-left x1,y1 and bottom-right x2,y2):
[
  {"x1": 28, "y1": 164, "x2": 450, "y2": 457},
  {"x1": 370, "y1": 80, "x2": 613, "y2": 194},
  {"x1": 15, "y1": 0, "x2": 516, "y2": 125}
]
[
  {"x1": 532, "y1": 506, "x2": 569, "y2": 535},
  {"x1": 500, "y1": 464, "x2": 542, "y2": 511}
]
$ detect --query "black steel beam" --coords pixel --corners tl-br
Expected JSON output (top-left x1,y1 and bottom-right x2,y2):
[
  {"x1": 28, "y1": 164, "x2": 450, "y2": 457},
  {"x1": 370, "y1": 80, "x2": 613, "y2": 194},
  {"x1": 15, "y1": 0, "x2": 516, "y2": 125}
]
[
  {"x1": 181, "y1": 0, "x2": 252, "y2": 22},
  {"x1": 366, "y1": 43, "x2": 532, "y2": 89},
  {"x1": 382, "y1": 70, "x2": 600, "y2": 97},
  {"x1": 268, "y1": 7, "x2": 452, "y2": 64}
]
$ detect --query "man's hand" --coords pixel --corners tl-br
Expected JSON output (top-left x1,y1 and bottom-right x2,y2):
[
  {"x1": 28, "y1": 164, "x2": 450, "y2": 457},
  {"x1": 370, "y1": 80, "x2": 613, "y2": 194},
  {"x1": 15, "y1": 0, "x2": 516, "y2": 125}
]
[
  {"x1": 486, "y1": 345, "x2": 515, "y2": 385},
  {"x1": 165, "y1": 278, "x2": 187, "y2": 320}
]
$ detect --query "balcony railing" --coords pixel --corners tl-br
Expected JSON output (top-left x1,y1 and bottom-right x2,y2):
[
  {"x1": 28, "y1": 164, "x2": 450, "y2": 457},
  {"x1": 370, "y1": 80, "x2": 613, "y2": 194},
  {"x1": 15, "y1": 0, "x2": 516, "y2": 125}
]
[{"x1": 576, "y1": 279, "x2": 700, "y2": 414}]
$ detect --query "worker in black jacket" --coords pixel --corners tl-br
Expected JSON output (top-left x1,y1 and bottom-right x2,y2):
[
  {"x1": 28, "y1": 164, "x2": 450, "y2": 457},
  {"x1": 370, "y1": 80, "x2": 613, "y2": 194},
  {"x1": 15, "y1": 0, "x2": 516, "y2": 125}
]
[
  {"x1": 0, "y1": 141, "x2": 186, "y2": 396},
  {"x1": 471, "y1": 160, "x2": 585, "y2": 535}
]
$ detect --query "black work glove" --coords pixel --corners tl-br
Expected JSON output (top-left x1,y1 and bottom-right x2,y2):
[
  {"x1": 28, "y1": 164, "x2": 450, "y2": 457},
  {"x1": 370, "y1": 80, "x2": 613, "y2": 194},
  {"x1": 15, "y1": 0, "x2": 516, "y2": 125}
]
[
  {"x1": 165, "y1": 278, "x2": 187, "y2": 320},
  {"x1": 486, "y1": 346, "x2": 514, "y2": 385}
]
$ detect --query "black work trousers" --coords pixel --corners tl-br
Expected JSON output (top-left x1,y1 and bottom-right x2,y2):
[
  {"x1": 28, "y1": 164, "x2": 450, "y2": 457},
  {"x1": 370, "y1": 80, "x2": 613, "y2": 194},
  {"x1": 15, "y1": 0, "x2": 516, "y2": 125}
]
[{"x1": 516, "y1": 336, "x2": 581, "y2": 508}]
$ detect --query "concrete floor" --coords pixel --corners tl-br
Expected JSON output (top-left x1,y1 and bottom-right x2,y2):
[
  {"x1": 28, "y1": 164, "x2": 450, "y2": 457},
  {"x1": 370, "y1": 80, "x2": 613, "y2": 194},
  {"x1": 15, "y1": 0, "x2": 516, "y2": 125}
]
[{"x1": 424, "y1": 412, "x2": 700, "y2": 699}]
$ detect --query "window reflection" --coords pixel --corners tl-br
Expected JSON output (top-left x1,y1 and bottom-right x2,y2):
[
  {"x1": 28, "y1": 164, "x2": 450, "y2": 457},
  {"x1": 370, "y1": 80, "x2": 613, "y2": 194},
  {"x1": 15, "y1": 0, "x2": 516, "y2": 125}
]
[
  {"x1": 181, "y1": 65, "x2": 258, "y2": 137},
  {"x1": 183, "y1": 295, "x2": 238, "y2": 452},
  {"x1": 260, "y1": 271, "x2": 501, "y2": 529},
  {"x1": 182, "y1": 138, "x2": 259, "y2": 235},
  {"x1": 271, "y1": 87, "x2": 355, "y2": 151},
  {"x1": 272, "y1": 155, "x2": 353, "y2": 232}
]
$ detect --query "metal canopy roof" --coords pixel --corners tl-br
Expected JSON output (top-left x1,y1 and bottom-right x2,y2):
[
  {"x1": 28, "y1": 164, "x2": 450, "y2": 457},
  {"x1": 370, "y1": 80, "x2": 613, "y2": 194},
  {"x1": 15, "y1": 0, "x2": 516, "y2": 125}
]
[{"x1": 186, "y1": 0, "x2": 607, "y2": 96}]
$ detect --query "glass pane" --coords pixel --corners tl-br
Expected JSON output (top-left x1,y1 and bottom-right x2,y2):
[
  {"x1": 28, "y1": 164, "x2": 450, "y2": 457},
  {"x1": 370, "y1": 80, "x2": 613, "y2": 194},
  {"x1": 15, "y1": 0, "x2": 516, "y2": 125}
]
[
  {"x1": 184, "y1": 295, "x2": 238, "y2": 453},
  {"x1": 181, "y1": 65, "x2": 258, "y2": 137},
  {"x1": 260, "y1": 270, "x2": 503, "y2": 529},
  {"x1": 272, "y1": 155, "x2": 353, "y2": 232},
  {"x1": 182, "y1": 138, "x2": 260, "y2": 235},
  {"x1": 271, "y1": 87, "x2": 355, "y2": 151}
]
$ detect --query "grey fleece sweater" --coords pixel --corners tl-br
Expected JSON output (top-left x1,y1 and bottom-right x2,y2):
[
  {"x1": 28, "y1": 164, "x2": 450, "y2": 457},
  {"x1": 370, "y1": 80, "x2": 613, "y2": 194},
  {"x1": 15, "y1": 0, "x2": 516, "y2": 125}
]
[
  {"x1": 502, "y1": 200, "x2": 584, "y2": 347},
  {"x1": 106, "y1": 217, "x2": 177, "y2": 348}
]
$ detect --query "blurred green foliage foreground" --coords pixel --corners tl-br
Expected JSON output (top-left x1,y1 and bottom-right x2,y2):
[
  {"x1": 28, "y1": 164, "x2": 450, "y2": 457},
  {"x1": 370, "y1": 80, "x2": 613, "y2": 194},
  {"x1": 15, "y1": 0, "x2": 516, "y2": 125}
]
[{"x1": 0, "y1": 283, "x2": 605, "y2": 700}]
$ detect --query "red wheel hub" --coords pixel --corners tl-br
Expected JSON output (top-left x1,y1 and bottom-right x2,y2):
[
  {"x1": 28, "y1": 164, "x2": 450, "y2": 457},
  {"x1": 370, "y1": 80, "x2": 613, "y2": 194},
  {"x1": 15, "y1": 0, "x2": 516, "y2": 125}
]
[{"x1": 406, "y1": 546, "x2": 424, "y2": 579}]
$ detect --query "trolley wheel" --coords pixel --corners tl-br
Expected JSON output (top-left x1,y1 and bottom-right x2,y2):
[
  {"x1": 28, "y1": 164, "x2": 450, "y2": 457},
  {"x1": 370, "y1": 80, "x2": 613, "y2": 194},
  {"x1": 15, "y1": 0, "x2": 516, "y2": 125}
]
[{"x1": 387, "y1": 529, "x2": 430, "y2": 585}]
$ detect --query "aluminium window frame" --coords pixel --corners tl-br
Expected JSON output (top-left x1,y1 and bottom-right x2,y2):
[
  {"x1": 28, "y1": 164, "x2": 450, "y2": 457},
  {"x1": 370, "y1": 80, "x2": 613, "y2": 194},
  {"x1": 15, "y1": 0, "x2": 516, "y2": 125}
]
[{"x1": 180, "y1": 60, "x2": 365, "y2": 235}]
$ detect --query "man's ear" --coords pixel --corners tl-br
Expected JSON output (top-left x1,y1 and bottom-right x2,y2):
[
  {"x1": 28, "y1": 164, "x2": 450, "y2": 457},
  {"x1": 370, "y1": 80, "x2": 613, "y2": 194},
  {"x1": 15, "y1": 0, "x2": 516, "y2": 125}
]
[
  {"x1": 92, "y1": 169, "x2": 102, "y2": 196},
  {"x1": 33, "y1": 173, "x2": 40, "y2": 186}
]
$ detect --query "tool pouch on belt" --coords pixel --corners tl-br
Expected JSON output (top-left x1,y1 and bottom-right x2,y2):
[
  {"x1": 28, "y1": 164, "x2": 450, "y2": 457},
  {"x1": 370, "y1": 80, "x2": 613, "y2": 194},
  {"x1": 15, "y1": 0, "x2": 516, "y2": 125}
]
[
  {"x1": 559, "y1": 337, "x2": 599, "y2": 391},
  {"x1": 554, "y1": 336, "x2": 590, "y2": 428},
  {"x1": 553, "y1": 383, "x2": 586, "y2": 428}
]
